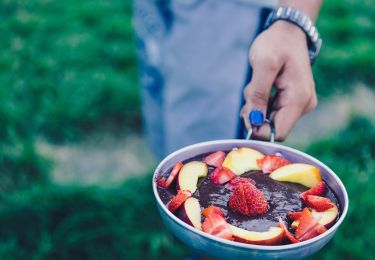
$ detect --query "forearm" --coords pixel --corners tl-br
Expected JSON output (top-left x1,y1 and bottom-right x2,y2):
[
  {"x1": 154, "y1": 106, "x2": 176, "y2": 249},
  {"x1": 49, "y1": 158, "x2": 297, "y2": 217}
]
[{"x1": 278, "y1": 0, "x2": 323, "y2": 22}]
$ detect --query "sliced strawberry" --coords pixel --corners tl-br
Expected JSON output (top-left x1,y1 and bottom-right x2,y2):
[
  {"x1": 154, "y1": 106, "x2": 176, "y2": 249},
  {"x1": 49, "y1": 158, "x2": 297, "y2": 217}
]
[
  {"x1": 225, "y1": 177, "x2": 255, "y2": 190},
  {"x1": 298, "y1": 222, "x2": 327, "y2": 241},
  {"x1": 300, "y1": 181, "x2": 326, "y2": 201},
  {"x1": 202, "y1": 206, "x2": 225, "y2": 218},
  {"x1": 295, "y1": 208, "x2": 317, "y2": 240},
  {"x1": 295, "y1": 208, "x2": 327, "y2": 241},
  {"x1": 157, "y1": 162, "x2": 183, "y2": 188},
  {"x1": 156, "y1": 178, "x2": 167, "y2": 188},
  {"x1": 228, "y1": 182, "x2": 269, "y2": 216},
  {"x1": 256, "y1": 155, "x2": 290, "y2": 174},
  {"x1": 210, "y1": 166, "x2": 236, "y2": 185},
  {"x1": 167, "y1": 190, "x2": 191, "y2": 213},
  {"x1": 278, "y1": 218, "x2": 300, "y2": 244},
  {"x1": 202, "y1": 213, "x2": 233, "y2": 240},
  {"x1": 288, "y1": 211, "x2": 303, "y2": 221},
  {"x1": 204, "y1": 151, "x2": 225, "y2": 167},
  {"x1": 305, "y1": 195, "x2": 335, "y2": 212}
]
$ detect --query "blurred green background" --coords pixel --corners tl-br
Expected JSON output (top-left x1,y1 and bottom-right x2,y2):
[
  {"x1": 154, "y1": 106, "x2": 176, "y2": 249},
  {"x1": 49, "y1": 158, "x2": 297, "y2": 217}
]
[{"x1": 0, "y1": 0, "x2": 374, "y2": 259}]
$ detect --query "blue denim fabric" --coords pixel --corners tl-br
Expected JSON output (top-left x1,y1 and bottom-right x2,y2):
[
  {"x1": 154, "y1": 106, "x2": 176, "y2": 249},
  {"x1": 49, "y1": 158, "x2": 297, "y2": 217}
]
[{"x1": 134, "y1": 0, "x2": 265, "y2": 159}]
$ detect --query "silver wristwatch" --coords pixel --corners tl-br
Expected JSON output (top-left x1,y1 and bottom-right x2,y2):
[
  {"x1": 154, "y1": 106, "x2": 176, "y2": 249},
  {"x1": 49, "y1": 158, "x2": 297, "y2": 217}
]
[{"x1": 264, "y1": 6, "x2": 322, "y2": 65}]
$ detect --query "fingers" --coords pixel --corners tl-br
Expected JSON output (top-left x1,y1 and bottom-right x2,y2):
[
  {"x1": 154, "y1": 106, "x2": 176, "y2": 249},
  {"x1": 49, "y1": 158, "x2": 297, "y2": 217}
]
[
  {"x1": 304, "y1": 86, "x2": 318, "y2": 114},
  {"x1": 262, "y1": 80, "x2": 317, "y2": 142},
  {"x1": 241, "y1": 55, "x2": 282, "y2": 133},
  {"x1": 251, "y1": 122, "x2": 273, "y2": 141},
  {"x1": 270, "y1": 105, "x2": 303, "y2": 141},
  {"x1": 250, "y1": 60, "x2": 318, "y2": 141}
]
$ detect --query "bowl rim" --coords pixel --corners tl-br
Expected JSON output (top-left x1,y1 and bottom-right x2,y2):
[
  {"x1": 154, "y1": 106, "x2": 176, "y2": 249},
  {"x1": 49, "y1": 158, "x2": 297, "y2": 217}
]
[{"x1": 152, "y1": 139, "x2": 349, "y2": 251}]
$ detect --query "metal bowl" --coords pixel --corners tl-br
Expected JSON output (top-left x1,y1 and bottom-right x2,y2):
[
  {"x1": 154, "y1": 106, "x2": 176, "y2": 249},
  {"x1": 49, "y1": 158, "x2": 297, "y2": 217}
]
[{"x1": 152, "y1": 140, "x2": 349, "y2": 259}]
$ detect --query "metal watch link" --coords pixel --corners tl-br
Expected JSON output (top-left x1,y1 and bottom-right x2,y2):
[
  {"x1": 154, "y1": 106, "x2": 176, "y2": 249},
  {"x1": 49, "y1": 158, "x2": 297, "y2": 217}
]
[{"x1": 264, "y1": 6, "x2": 322, "y2": 65}]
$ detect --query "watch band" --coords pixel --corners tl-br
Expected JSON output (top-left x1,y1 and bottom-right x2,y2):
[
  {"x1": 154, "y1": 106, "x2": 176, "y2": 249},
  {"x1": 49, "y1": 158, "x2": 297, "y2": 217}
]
[{"x1": 264, "y1": 6, "x2": 322, "y2": 65}]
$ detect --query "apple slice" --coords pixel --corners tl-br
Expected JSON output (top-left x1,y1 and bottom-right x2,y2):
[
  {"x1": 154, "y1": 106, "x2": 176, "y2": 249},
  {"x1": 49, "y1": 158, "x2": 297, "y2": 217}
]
[
  {"x1": 222, "y1": 148, "x2": 264, "y2": 175},
  {"x1": 269, "y1": 163, "x2": 322, "y2": 188},
  {"x1": 177, "y1": 161, "x2": 208, "y2": 193},
  {"x1": 291, "y1": 221, "x2": 299, "y2": 229},
  {"x1": 291, "y1": 205, "x2": 339, "y2": 229},
  {"x1": 312, "y1": 205, "x2": 339, "y2": 227},
  {"x1": 178, "y1": 197, "x2": 202, "y2": 230},
  {"x1": 229, "y1": 225, "x2": 284, "y2": 245}
]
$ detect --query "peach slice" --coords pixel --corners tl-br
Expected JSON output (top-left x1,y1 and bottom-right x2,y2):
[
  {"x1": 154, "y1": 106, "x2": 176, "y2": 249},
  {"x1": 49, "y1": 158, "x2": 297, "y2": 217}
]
[
  {"x1": 177, "y1": 161, "x2": 208, "y2": 193},
  {"x1": 312, "y1": 205, "x2": 339, "y2": 227},
  {"x1": 222, "y1": 148, "x2": 264, "y2": 175},
  {"x1": 269, "y1": 163, "x2": 322, "y2": 188},
  {"x1": 291, "y1": 205, "x2": 339, "y2": 229},
  {"x1": 229, "y1": 225, "x2": 284, "y2": 245},
  {"x1": 178, "y1": 197, "x2": 202, "y2": 230}
]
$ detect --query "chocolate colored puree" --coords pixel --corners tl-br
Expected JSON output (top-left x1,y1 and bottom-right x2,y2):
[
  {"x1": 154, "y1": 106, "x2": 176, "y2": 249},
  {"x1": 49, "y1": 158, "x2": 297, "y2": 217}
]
[{"x1": 157, "y1": 153, "x2": 340, "y2": 232}]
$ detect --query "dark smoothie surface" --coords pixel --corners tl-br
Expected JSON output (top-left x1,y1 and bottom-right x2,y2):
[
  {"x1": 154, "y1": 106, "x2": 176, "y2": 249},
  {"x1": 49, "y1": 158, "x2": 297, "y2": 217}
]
[
  {"x1": 196, "y1": 171, "x2": 303, "y2": 232},
  {"x1": 157, "y1": 153, "x2": 340, "y2": 232}
]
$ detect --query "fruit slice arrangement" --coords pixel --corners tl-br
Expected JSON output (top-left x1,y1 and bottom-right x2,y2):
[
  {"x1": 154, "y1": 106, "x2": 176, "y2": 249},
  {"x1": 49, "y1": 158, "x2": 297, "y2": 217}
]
[{"x1": 156, "y1": 147, "x2": 339, "y2": 246}]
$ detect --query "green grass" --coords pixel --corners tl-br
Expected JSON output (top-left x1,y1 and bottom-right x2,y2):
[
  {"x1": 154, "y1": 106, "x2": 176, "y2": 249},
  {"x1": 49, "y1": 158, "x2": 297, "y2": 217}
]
[
  {"x1": 0, "y1": 0, "x2": 139, "y2": 191},
  {"x1": 315, "y1": 0, "x2": 375, "y2": 98},
  {"x1": 0, "y1": 0, "x2": 139, "y2": 142},
  {"x1": 0, "y1": 175, "x2": 189, "y2": 260}
]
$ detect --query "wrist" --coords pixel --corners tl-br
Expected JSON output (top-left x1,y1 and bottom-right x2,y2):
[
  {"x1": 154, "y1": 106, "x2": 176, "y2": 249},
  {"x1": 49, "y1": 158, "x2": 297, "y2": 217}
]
[
  {"x1": 270, "y1": 20, "x2": 306, "y2": 41},
  {"x1": 264, "y1": 6, "x2": 322, "y2": 64}
]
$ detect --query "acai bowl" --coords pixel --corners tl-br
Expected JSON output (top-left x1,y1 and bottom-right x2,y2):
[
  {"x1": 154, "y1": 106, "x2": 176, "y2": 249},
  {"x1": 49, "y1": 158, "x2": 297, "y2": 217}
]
[{"x1": 152, "y1": 140, "x2": 348, "y2": 259}]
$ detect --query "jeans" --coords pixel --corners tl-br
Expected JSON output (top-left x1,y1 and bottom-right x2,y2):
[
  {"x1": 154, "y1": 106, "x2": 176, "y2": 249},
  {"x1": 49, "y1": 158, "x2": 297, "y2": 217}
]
[{"x1": 134, "y1": 0, "x2": 271, "y2": 159}]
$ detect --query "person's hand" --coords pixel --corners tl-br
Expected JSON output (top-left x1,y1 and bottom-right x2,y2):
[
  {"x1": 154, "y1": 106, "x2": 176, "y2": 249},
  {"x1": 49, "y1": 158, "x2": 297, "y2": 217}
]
[{"x1": 240, "y1": 20, "x2": 318, "y2": 141}]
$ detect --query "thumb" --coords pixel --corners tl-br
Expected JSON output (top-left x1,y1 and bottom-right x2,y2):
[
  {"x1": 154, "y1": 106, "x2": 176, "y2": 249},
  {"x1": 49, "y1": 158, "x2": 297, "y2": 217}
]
[{"x1": 242, "y1": 58, "x2": 281, "y2": 132}]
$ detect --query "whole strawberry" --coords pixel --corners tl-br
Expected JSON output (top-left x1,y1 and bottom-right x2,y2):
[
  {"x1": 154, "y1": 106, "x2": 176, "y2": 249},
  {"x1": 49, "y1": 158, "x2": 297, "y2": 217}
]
[{"x1": 228, "y1": 182, "x2": 269, "y2": 216}]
